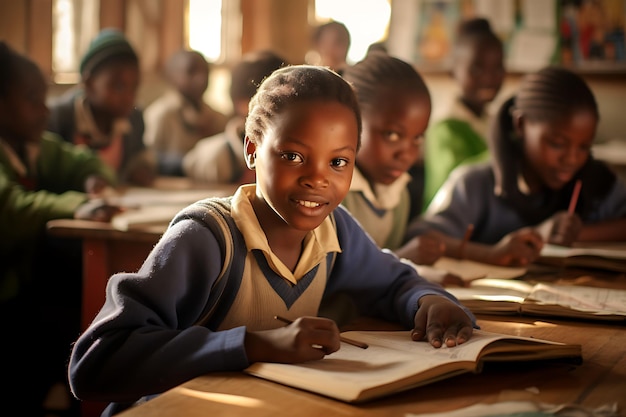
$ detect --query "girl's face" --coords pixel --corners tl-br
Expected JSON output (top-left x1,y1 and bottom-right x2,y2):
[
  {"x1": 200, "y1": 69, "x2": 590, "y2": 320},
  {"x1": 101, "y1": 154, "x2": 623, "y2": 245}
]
[
  {"x1": 453, "y1": 41, "x2": 504, "y2": 110},
  {"x1": 85, "y1": 62, "x2": 140, "y2": 119},
  {"x1": 0, "y1": 65, "x2": 49, "y2": 144},
  {"x1": 520, "y1": 109, "x2": 597, "y2": 191},
  {"x1": 246, "y1": 100, "x2": 358, "y2": 233},
  {"x1": 171, "y1": 54, "x2": 209, "y2": 102},
  {"x1": 357, "y1": 88, "x2": 431, "y2": 186}
]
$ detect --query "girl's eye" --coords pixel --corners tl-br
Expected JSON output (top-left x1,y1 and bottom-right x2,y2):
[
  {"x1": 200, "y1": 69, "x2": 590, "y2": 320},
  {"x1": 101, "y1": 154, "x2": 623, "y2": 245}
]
[
  {"x1": 547, "y1": 140, "x2": 565, "y2": 150},
  {"x1": 280, "y1": 152, "x2": 303, "y2": 163},
  {"x1": 413, "y1": 135, "x2": 424, "y2": 146},
  {"x1": 331, "y1": 158, "x2": 349, "y2": 168}
]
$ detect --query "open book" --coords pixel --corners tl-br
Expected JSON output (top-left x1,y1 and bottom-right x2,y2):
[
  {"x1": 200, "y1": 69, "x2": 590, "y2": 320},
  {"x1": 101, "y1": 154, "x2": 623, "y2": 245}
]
[
  {"x1": 537, "y1": 243, "x2": 626, "y2": 273},
  {"x1": 446, "y1": 279, "x2": 626, "y2": 322},
  {"x1": 244, "y1": 330, "x2": 581, "y2": 403},
  {"x1": 432, "y1": 257, "x2": 527, "y2": 282}
]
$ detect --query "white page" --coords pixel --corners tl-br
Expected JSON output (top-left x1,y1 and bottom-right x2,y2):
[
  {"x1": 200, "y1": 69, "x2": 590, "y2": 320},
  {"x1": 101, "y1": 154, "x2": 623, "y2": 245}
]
[{"x1": 528, "y1": 284, "x2": 626, "y2": 315}]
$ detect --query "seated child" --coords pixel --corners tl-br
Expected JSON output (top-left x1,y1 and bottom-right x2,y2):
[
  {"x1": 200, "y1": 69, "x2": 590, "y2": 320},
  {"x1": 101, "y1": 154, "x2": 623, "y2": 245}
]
[
  {"x1": 183, "y1": 50, "x2": 287, "y2": 184},
  {"x1": 0, "y1": 42, "x2": 120, "y2": 416},
  {"x1": 420, "y1": 17, "x2": 504, "y2": 212},
  {"x1": 306, "y1": 20, "x2": 351, "y2": 74},
  {"x1": 341, "y1": 52, "x2": 445, "y2": 265},
  {"x1": 47, "y1": 28, "x2": 156, "y2": 186},
  {"x1": 68, "y1": 65, "x2": 475, "y2": 417},
  {"x1": 405, "y1": 67, "x2": 626, "y2": 267},
  {"x1": 144, "y1": 49, "x2": 228, "y2": 176}
]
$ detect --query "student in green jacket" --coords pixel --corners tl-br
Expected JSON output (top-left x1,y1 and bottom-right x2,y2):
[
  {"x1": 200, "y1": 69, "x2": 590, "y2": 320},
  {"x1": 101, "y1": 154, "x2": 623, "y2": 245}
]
[
  {"x1": 0, "y1": 41, "x2": 120, "y2": 417},
  {"x1": 420, "y1": 18, "x2": 504, "y2": 212}
]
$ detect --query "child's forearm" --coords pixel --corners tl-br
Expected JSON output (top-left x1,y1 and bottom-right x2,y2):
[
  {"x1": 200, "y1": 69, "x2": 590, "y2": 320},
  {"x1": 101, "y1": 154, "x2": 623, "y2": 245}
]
[{"x1": 578, "y1": 218, "x2": 626, "y2": 241}]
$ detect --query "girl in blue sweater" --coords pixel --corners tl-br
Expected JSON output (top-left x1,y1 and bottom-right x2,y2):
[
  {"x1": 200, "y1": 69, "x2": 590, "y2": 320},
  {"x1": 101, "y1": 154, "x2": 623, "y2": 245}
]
[{"x1": 69, "y1": 65, "x2": 475, "y2": 416}]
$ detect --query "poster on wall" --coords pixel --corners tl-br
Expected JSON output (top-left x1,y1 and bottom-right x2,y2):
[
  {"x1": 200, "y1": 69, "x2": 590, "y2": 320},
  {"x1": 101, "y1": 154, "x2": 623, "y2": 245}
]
[
  {"x1": 558, "y1": 0, "x2": 626, "y2": 71},
  {"x1": 388, "y1": 0, "x2": 626, "y2": 73}
]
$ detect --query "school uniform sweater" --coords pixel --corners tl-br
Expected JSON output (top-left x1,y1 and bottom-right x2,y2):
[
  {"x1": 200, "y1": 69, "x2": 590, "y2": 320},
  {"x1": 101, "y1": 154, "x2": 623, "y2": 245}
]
[
  {"x1": 341, "y1": 167, "x2": 411, "y2": 250},
  {"x1": 407, "y1": 163, "x2": 626, "y2": 244},
  {"x1": 69, "y1": 184, "x2": 473, "y2": 407},
  {"x1": 422, "y1": 98, "x2": 491, "y2": 212}
]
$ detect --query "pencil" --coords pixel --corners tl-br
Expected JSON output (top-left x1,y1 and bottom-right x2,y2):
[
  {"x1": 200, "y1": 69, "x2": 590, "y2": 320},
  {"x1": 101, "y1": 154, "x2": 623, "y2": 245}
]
[
  {"x1": 274, "y1": 315, "x2": 369, "y2": 349},
  {"x1": 458, "y1": 223, "x2": 474, "y2": 259},
  {"x1": 568, "y1": 179, "x2": 582, "y2": 215}
]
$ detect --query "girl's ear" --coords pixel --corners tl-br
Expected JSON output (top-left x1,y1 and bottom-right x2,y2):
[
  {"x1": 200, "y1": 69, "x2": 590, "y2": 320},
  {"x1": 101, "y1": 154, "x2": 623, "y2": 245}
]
[{"x1": 244, "y1": 136, "x2": 257, "y2": 169}]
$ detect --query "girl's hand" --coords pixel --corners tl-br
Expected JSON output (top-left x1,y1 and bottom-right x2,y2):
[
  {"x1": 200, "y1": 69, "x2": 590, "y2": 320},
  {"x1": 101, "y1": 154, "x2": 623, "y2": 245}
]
[
  {"x1": 84, "y1": 175, "x2": 114, "y2": 196},
  {"x1": 489, "y1": 228, "x2": 544, "y2": 266},
  {"x1": 74, "y1": 199, "x2": 122, "y2": 222},
  {"x1": 396, "y1": 231, "x2": 446, "y2": 266},
  {"x1": 245, "y1": 316, "x2": 341, "y2": 364},
  {"x1": 537, "y1": 211, "x2": 583, "y2": 247},
  {"x1": 411, "y1": 295, "x2": 473, "y2": 348}
]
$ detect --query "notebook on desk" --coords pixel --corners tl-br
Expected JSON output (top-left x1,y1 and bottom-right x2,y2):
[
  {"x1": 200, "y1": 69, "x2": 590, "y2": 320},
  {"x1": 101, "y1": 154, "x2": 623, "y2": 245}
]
[{"x1": 537, "y1": 243, "x2": 626, "y2": 273}]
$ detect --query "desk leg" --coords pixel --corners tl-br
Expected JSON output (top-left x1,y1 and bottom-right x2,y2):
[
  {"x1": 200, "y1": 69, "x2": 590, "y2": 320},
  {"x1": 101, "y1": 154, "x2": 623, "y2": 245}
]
[
  {"x1": 81, "y1": 239, "x2": 110, "y2": 417},
  {"x1": 81, "y1": 239, "x2": 110, "y2": 330}
]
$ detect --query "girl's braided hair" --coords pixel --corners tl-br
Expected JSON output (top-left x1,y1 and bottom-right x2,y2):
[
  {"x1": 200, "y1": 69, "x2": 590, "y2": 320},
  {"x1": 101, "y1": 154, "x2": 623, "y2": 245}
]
[{"x1": 245, "y1": 64, "x2": 362, "y2": 148}]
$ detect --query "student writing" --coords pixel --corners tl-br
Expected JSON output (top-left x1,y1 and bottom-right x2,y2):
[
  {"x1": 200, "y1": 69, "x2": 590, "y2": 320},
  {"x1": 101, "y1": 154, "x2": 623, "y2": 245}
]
[
  {"x1": 68, "y1": 65, "x2": 475, "y2": 416},
  {"x1": 405, "y1": 66, "x2": 626, "y2": 267},
  {"x1": 0, "y1": 42, "x2": 120, "y2": 416}
]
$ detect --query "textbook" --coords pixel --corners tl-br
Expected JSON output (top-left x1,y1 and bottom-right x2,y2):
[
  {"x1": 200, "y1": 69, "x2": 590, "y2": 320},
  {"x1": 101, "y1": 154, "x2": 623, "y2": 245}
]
[
  {"x1": 432, "y1": 257, "x2": 527, "y2": 282},
  {"x1": 446, "y1": 279, "x2": 626, "y2": 322},
  {"x1": 244, "y1": 329, "x2": 581, "y2": 403},
  {"x1": 537, "y1": 243, "x2": 626, "y2": 273}
]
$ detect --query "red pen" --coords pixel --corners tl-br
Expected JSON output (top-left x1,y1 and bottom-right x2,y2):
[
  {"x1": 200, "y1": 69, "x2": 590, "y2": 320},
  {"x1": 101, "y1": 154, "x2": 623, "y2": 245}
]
[{"x1": 568, "y1": 179, "x2": 582, "y2": 215}]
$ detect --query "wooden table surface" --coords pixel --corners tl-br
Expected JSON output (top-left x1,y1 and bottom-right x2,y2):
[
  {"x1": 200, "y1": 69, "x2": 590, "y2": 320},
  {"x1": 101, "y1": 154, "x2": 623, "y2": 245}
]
[{"x1": 117, "y1": 315, "x2": 625, "y2": 417}]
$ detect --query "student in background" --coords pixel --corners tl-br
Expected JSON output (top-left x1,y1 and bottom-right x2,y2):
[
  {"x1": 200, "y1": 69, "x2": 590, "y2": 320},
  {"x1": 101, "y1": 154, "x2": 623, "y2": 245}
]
[
  {"x1": 144, "y1": 49, "x2": 228, "y2": 176},
  {"x1": 69, "y1": 65, "x2": 475, "y2": 416},
  {"x1": 405, "y1": 67, "x2": 626, "y2": 267},
  {"x1": 341, "y1": 52, "x2": 449, "y2": 268},
  {"x1": 306, "y1": 20, "x2": 351, "y2": 74},
  {"x1": 183, "y1": 50, "x2": 287, "y2": 184},
  {"x1": 420, "y1": 17, "x2": 504, "y2": 212},
  {"x1": 47, "y1": 28, "x2": 156, "y2": 186},
  {"x1": 0, "y1": 42, "x2": 120, "y2": 416}
]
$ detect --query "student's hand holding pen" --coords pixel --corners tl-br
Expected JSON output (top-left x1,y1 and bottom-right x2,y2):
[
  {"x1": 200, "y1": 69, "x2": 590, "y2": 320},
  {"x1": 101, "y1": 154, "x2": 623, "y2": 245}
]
[
  {"x1": 244, "y1": 316, "x2": 341, "y2": 364},
  {"x1": 74, "y1": 198, "x2": 123, "y2": 222},
  {"x1": 487, "y1": 228, "x2": 544, "y2": 266},
  {"x1": 536, "y1": 211, "x2": 583, "y2": 247},
  {"x1": 396, "y1": 230, "x2": 446, "y2": 266}
]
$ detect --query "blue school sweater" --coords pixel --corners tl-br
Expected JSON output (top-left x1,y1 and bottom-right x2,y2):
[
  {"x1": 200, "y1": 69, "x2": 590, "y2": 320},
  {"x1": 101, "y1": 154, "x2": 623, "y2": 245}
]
[{"x1": 69, "y1": 185, "x2": 472, "y2": 408}]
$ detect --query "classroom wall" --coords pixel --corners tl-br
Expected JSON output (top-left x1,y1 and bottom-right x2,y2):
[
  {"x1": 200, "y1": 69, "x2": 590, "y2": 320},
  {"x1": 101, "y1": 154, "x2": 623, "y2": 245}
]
[{"x1": 1, "y1": 0, "x2": 625, "y2": 144}]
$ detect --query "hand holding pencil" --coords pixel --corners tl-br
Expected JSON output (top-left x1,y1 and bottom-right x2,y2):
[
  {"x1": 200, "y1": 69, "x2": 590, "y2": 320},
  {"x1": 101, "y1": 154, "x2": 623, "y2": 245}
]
[{"x1": 544, "y1": 179, "x2": 584, "y2": 246}]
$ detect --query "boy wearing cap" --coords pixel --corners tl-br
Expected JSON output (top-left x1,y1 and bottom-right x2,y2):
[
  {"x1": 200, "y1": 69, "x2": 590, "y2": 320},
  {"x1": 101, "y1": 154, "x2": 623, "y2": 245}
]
[{"x1": 47, "y1": 28, "x2": 156, "y2": 186}]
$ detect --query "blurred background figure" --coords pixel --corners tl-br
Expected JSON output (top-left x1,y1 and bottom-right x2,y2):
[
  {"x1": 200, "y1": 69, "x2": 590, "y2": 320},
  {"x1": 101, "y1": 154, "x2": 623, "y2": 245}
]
[
  {"x1": 306, "y1": 20, "x2": 351, "y2": 74},
  {"x1": 143, "y1": 49, "x2": 228, "y2": 176}
]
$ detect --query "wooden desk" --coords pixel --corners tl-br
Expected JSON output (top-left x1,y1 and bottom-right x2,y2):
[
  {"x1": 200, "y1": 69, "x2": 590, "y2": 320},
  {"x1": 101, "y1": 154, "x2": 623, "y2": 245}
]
[
  {"x1": 117, "y1": 316, "x2": 625, "y2": 417},
  {"x1": 47, "y1": 180, "x2": 237, "y2": 330}
]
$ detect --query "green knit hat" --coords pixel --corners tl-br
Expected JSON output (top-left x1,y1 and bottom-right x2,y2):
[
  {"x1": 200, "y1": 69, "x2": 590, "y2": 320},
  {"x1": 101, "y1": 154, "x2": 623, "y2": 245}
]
[{"x1": 80, "y1": 28, "x2": 138, "y2": 77}]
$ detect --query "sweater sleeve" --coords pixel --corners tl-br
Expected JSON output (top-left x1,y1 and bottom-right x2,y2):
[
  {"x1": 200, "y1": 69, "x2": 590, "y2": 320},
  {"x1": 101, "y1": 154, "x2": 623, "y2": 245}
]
[
  {"x1": 325, "y1": 206, "x2": 475, "y2": 329},
  {"x1": 68, "y1": 218, "x2": 249, "y2": 403}
]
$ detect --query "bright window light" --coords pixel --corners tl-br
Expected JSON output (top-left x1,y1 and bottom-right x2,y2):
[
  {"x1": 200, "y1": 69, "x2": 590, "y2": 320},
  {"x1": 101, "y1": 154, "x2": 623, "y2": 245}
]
[
  {"x1": 188, "y1": 0, "x2": 222, "y2": 61},
  {"x1": 315, "y1": 0, "x2": 391, "y2": 64}
]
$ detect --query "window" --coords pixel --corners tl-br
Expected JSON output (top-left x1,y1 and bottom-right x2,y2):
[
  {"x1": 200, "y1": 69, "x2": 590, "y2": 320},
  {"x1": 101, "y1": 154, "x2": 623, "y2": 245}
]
[
  {"x1": 52, "y1": 0, "x2": 99, "y2": 84},
  {"x1": 313, "y1": 0, "x2": 391, "y2": 64}
]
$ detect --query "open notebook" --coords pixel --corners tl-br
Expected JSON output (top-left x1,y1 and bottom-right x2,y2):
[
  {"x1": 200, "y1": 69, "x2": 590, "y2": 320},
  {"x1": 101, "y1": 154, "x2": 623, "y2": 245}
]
[
  {"x1": 245, "y1": 330, "x2": 581, "y2": 403},
  {"x1": 537, "y1": 243, "x2": 626, "y2": 273}
]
